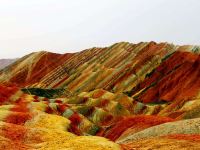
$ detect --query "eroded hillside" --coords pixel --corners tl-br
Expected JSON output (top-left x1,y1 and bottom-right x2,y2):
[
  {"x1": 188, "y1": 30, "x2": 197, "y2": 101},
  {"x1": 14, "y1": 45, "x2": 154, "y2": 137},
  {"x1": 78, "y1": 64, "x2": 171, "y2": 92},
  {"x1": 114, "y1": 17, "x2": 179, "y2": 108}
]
[{"x1": 0, "y1": 42, "x2": 200, "y2": 149}]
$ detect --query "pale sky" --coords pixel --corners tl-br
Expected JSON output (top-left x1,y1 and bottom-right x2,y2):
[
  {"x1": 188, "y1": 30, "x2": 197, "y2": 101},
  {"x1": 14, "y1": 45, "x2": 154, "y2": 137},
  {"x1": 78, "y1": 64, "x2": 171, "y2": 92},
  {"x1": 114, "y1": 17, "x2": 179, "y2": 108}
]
[{"x1": 0, "y1": 0, "x2": 200, "y2": 58}]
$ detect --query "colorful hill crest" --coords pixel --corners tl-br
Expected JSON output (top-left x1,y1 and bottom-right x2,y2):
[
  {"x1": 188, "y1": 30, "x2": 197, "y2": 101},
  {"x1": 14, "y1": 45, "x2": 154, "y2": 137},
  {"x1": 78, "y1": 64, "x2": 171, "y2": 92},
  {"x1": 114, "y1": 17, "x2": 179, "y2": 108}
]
[{"x1": 0, "y1": 42, "x2": 200, "y2": 149}]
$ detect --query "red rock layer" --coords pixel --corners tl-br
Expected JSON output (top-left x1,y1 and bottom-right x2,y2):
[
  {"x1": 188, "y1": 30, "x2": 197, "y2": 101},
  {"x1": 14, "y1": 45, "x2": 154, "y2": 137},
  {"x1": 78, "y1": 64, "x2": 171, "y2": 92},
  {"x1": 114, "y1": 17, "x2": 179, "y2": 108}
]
[
  {"x1": 166, "y1": 134, "x2": 200, "y2": 142},
  {"x1": 103, "y1": 115, "x2": 174, "y2": 141},
  {"x1": 1, "y1": 123, "x2": 30, "y2": 150},
  {"x1": 5, "y1": 99, "x2": 32, "y2": 125},
  {"x1": 0, "y1": 85, "x2": 18, "y2": 104},
  {"x1": 104, "y1": 42, "x2": 167, "y2": 91},
  {"x1": 6, "y1": 52, "x2": 73, "y2": 86},
  {"x1": 26, "y1": 53, "x2": 73, "y2": 85},
  {"x1": 0, "y1": 86, "x2": 33, "y2": 149},
  {"x1": 132, "y1": 51, "x2": 200, "y2": 103}
]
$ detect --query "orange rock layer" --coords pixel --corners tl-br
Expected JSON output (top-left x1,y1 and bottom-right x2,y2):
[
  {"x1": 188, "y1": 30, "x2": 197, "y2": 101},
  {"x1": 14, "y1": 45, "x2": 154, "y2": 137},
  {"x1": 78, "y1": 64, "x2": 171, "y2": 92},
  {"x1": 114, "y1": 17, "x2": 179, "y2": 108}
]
[{"x1": 0, "y1": 42, "x2": 199, "y2": 149}]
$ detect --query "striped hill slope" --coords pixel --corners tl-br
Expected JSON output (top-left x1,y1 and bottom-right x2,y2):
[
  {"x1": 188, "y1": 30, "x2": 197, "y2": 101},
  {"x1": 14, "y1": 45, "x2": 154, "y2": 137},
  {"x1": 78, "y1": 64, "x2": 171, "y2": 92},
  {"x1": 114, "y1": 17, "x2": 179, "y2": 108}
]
[{"x1": 0, "y1": 41, "x2": 200, "y2": 149}]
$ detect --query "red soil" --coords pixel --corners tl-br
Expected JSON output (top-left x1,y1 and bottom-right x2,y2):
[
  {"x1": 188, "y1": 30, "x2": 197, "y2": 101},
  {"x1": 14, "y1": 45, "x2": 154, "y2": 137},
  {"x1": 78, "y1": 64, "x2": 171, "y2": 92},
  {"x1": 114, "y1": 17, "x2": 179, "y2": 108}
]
[
  {"x1": 5, "y1": 97, "x2": 32, "y2": 125},
  {"x1": 68, "y1": 113, "x2": 82, "y2": 135},
  {"x1": 45, "y1": 105, "x2": 54, "y2": 114},
  {"x1": 27, "y1": 53, "x2": 73, "y2": 85},
  {"x1": 2, "y1": 123, "x2": 27, "y2": 141},
  {"x1": 92, "y1": 90, "x2": 106, "y2": 99},
  {"x1": 104, "y1": 115, "x2": 174, "y2": 141},
  {"x1": 132, "y1": 51, "x2": 200, "y2": 103},
  {"x1": 10, "y1": 68, "x2": 29, "y2": 85},
  {"x1": 9, "y1": 52, "x2": 73, "y2": 86},
  {"x1": 0, "y1": 85, "x2": 31, "y2": 132},
  {"x1": 0, "y1": 88, "x2": 35, "y2": 149},
  {"x1": 138, "y1": 51, "x2": 196, "y2": 91},
  {"x1": 5, "y1": 112, "x2": 32, "y2": 125},
  {"x1": 166, "y1": 134, "x2": 200, "y2": 142},
  {"x1": 120, "y1": 144, "x2": 132, "y2": 150},
  {"x1": 58, "y1": 104, "x2": 69, "y2": 114},
  {"x1": 97, "y1": 99, "x2": 110, "y2": 108},
  {"x1": 1, "y1": 123, "x2": 29, "y2": 150},
  {"x1": 0, "y1": 85, "x2": 19, "y2": 104},
  {"x1": 105, "y1": 42, "x2": 166, "y2": 91}
]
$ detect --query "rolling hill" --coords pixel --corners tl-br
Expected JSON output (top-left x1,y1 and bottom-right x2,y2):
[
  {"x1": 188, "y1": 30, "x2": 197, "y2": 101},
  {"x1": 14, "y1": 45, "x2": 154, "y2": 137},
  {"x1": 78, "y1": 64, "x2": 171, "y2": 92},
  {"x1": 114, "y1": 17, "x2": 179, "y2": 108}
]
[{"x1": 0, "y1": 41, "x2": 200, "y2": 149}]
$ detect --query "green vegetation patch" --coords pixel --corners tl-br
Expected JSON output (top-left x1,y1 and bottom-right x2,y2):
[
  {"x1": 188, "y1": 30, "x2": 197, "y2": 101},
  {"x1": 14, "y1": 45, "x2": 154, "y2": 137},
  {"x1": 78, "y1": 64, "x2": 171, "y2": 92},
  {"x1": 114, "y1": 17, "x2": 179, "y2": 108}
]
[{"x1": 22, "y1": 88, "x2": 66, "y2": 98}]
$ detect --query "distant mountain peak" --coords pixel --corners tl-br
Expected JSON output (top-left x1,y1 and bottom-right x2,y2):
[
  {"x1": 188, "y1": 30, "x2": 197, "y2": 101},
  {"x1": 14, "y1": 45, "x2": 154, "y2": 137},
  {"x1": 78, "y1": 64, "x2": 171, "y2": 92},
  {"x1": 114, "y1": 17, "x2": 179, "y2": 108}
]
[{"x1": 0, "y1": 58, "x2": 18, "y2": 70}]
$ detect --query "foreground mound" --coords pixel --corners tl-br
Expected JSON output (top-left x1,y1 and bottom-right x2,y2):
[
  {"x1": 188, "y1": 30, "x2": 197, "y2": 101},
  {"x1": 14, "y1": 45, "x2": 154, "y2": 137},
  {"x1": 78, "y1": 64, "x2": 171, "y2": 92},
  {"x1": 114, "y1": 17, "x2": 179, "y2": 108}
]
[
  {"x1": 0, "y1": 85, "x2": 120, "y2": 150},
  {"x1": 0, "y1": 121, "x2": 120, "y2": 150},
  {"x1": 117, "y1": 118, "x2": 200, "y2": 143},
  {"x1": 121, "y1": 134, "x2": 200, "y2": 150},
  {"x1": 103, "y1": 115, "x2": 174, "y2": 141}
]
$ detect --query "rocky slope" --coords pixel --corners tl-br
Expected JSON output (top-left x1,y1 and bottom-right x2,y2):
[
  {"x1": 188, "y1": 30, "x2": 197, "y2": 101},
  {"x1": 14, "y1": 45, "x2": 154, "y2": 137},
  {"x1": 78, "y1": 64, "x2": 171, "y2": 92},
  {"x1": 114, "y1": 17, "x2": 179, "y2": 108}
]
[
  {"x1": 0, "y1": 42, "x2": 200, "y2": 149},
  {"x1": 0, "y1": 51, "x2": 73, "y2": 86}
]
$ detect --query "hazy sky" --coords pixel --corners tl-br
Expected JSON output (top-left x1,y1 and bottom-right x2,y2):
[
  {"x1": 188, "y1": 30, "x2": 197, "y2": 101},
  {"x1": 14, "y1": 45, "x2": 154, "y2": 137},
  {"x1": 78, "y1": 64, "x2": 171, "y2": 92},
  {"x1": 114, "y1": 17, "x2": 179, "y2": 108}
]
[{"x1": 0, "y1": 0, "x2": 200, "y2": 58}]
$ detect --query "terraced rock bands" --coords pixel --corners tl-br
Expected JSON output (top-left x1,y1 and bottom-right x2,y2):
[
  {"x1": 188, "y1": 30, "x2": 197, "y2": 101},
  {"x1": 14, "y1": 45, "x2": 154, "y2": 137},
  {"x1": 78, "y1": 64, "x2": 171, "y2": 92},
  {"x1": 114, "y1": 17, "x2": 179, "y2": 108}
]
[{"x1": 0, "y1": 42, "x2": 200, "y2": 149}]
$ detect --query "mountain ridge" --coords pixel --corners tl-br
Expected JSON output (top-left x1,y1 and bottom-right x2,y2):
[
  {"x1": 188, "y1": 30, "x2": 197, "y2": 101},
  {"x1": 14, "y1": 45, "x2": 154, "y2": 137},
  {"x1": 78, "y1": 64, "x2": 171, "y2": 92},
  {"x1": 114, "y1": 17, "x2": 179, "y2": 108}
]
[
  {"x1": 0, "y1": 41, "x2": 200, "y2": 149},
  {"x1": 0, "y1": 41, "x2": 198, "y2": 86}
]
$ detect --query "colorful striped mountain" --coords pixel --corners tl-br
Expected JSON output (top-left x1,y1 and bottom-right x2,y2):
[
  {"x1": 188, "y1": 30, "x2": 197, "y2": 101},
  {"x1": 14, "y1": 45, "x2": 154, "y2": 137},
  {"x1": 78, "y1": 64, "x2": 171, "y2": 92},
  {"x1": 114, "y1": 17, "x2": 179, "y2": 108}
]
[{"x1": 0, "y1": 42, "x2": 200, "y2": 149}]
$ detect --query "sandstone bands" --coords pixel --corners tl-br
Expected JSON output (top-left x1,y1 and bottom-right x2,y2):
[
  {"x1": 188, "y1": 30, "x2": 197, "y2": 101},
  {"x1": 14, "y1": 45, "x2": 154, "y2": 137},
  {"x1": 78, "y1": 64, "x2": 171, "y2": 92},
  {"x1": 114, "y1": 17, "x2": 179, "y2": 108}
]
[{"x1": 0, "y1": 42, "x2": 200, "y2": 149}]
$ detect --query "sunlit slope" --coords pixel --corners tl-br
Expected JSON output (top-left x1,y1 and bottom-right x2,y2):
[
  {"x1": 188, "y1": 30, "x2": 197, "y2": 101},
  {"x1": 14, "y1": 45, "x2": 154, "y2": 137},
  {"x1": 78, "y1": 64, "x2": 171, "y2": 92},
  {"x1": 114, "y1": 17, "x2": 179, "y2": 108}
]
[
  {"x1": 1, "y1": 42, "x2": 199, "y2": 98},
  {"x1": 0, "y1": 51, "x2": 73, "y2": 86},
  {"x1": 0, "y1": 42, "x2": 200, "y2": 149},
  {"x1": 0, "y1": 85, "x2": 121, "y2": 150}
]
